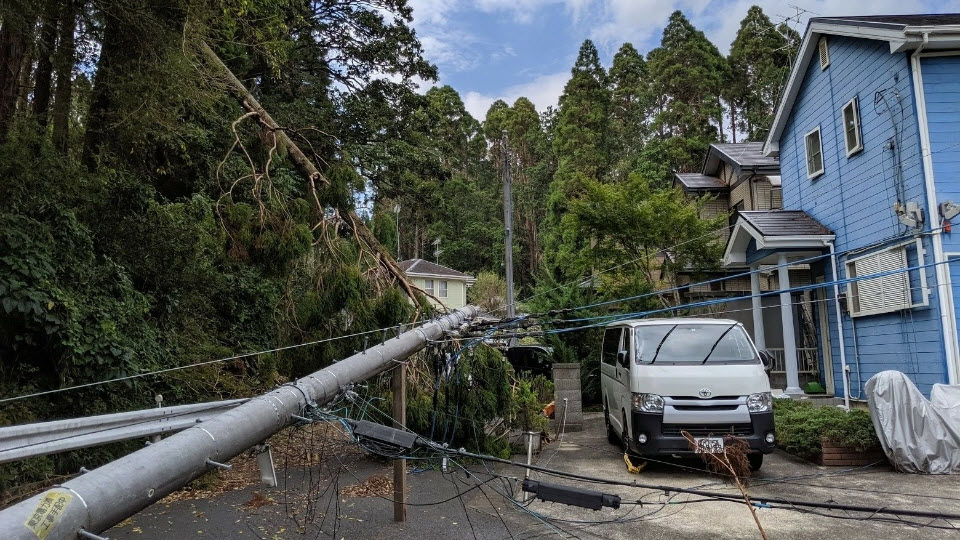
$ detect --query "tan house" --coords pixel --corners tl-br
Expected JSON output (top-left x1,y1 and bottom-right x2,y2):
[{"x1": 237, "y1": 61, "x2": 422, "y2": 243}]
[
  {"x1": 673, "y1": 142, "x2": 819, "y2": 390},
  {"x1": 399, "y1": 259, "x2": 475, "y2": 310}
]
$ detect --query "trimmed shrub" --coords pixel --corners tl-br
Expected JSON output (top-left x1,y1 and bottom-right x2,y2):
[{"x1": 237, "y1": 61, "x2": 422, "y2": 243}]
[{"x1": 773, "y1": 399, "x2": 879, "y2": 462}]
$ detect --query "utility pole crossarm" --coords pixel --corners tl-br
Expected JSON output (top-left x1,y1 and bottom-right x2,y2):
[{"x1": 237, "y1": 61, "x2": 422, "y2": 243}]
[{"x1": 0, "y1": 307, "x2": 478, "y2": 540}]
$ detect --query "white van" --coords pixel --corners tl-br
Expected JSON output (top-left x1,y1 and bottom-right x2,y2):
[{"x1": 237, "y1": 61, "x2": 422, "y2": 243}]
[{"x1": 599, "y1": 318, "x2": 775, "y2": 470}]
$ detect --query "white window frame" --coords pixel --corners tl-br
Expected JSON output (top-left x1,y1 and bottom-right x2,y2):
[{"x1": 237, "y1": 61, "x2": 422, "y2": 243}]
[
  {"x1": 845, "y1": 242, "x2": 926, "y2": 317},
  {"x1": 804, "y1": 126, "x2": 824, "y2": 179},
  {"x1": 438, "y1": 280, "x2": 448, "y2": 298},
  {"x1": 424, "y1": 279, "x2": 434, "y2": 295},
  {"x1": 818, "y1": 37, "x2": 830, "y2": 70},
  {"x1": 842, "y1": 97, "x2": 863, "y2": 157}
]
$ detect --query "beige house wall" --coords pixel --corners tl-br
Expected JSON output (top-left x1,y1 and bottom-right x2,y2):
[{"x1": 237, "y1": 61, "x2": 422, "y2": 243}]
[
  {"x1": 730, "y1": 178, "x2": 752, "y2": 208},
  {"x1": 411, "y1": 277, "x2": 469, "y2": 310}
]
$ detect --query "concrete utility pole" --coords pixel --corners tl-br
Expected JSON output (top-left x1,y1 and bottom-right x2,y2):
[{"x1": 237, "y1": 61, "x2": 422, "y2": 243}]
[
  {"x1": 502, "y1": 134, "x2": 516, "y2": 319},
  {"x1": 0, "y1": 307, "x2": 478, "y2": 540},
  {"x1": 391, "y1": 365, "x2": 406, "y2": 522}
]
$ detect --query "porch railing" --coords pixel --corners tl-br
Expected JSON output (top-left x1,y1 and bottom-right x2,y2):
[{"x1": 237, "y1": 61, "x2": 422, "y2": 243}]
[{"x1": 767, "y1": 348, "x2": 819, "y2": 374}]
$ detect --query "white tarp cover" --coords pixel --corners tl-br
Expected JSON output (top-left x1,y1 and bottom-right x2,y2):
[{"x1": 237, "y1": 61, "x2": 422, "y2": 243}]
[{"x1": 866, "y1": 370, "x2": 960, "y2": 474}]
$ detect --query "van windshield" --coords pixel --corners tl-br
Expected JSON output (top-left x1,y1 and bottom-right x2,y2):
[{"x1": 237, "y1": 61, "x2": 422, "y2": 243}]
[{"x1": 635, "y1": 324, "x2": 757, "y2": 365}]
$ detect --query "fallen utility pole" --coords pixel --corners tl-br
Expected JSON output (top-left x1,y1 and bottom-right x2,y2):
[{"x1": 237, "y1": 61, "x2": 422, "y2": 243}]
[
  {"x1": 0, "y1": 398, "x2": 247, "y2": 464},
  {"x1": 0, "y1": 306, "x2": 478, "y2": 540}
]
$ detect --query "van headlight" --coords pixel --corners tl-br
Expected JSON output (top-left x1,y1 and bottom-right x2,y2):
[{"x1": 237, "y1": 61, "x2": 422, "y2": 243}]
[
  {"x1": 747, "y1": 392, "x2": 772, "y2": 413},
  {"x1": 632, "y1": 393, "x2": 664, "y2": 413}
]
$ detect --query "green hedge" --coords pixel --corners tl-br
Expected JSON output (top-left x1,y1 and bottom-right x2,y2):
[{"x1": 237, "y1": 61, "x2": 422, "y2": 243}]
[{"x1": 773, "y1": 399, "x2": 880, "y2": 461}]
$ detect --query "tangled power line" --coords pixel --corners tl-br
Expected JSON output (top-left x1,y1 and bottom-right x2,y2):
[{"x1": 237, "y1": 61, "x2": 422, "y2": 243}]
[{"x1": 262, "y1": 382, "x2": 960, "y2": 539}]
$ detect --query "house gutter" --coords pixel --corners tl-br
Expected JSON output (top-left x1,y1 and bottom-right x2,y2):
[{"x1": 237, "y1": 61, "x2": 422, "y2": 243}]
[
  {"x1": 827, "y1": 240, "x2": 851, "y2": 410},
  {"x1": 910, "y1": 32, "x2": 960, "y2": 385}
]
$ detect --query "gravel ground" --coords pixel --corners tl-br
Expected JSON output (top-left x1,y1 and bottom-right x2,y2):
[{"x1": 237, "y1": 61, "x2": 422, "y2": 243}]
[{"x1": 107, "y1": 412, "x2": 960, "y2": 539}]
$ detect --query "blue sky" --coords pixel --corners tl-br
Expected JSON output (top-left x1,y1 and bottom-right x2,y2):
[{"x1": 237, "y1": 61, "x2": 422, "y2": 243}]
[{"x1": 406, "y1": 0, "x2": 960, "y2": 120}]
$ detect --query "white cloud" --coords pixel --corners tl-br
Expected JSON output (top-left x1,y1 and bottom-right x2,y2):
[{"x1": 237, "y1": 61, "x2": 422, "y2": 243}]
[
  {"x1": 419, "y1": 32, "x2": 483, "y2": 72},
  {"x1": 462, "y1": 71, "x2": 570, "y2": 119},
  {"x1": 407, "y1": 0, "x2": 460, "y2": 25},
  {"x1": 473, "y1": 0, "x2": 592, "y2": 23},
  {"x1": 587, "y1": 0, "x2": 713, "y2": 52}
]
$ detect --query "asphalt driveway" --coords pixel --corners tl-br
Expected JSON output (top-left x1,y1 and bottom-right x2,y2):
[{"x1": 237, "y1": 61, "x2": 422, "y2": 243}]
[{"x1": 108, "y1": 412, "x2": 960, "y2": 539}]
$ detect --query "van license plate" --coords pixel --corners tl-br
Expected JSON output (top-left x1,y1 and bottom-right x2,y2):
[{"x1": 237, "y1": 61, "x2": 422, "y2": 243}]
[{"x1": 694, "y1": 437, "x2": 724, "y2": 454}]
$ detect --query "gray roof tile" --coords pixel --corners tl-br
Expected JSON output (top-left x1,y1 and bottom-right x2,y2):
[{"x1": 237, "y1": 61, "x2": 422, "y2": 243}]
[
  {"x1": 811, "y1": 14, "x2": 960, "y2": 29},
  {"x1": 709, "y1": 142, "x2": 779, "y2": 169},
  {"x1": 738, "y1": 210, "x2": 833, "y2": 237},
  {"x1": 674, "y1": 173, "x2": 726, "y2": 191},
  {"x1": 399, "y1": 259, "x2": 473, "y2": 279}
]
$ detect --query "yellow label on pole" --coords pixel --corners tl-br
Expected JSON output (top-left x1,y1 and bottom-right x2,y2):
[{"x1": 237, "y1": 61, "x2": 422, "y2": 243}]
[{"x1": 24, "y1": 491, "x2": 72, "y2": 539}]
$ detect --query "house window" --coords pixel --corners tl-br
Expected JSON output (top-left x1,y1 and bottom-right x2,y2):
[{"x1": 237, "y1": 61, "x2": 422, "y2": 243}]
[
  {"x1": 818, "y1": 37, "x2": 830, "y2": 70},
  {"x1": 805, "y1": 127, "x2": 824, "y2": 179},
  {"x1": 846, "y1": 246, "x2": 911, "y2": 317},
  {"x1": 842, "y1": 97, "x2": 863, "y2": 156},
  {"x1": 771, "y1": 187, "x2": 783, "y2": 209},
  {"x1": 439, "y1": 280, "x2": 448, "y2": 298},
  {"x1": 424, "y1": 279, "x2": 434, "y2": 295}
]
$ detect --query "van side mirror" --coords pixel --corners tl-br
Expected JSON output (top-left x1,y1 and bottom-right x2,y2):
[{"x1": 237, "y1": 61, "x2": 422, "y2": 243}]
[
  {"x1": 759, "y1": 350, "x2": 774, "y2": 373},
  {"x1": 616, "y1": 350, "x2": 629, "y2": 367}
]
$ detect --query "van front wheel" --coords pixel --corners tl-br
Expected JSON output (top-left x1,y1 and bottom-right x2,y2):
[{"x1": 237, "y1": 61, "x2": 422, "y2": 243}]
[
  {"x1": 748, "y1": 453, "x2": 763, "y2": 471},
  {"x1": 621, "y1": 411, "x2": 630, "y2": 452},
  {"x1": 604, "y1": 409, "x2": 618, "y2": 445}
]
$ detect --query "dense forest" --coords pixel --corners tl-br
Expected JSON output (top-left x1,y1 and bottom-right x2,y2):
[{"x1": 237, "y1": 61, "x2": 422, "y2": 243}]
[{"x1": 0, "y1": 1, "x2": 797, "y2": 487}]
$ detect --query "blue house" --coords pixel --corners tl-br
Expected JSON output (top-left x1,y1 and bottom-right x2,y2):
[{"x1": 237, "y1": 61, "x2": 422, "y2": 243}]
[{"x1": 723, "y1": 14, "x2": 960, "y2": 402}]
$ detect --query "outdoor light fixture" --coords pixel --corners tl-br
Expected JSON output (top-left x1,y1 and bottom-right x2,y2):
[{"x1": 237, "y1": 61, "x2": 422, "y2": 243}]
[{"x1": 522, "y1": 479, "x2": 621, "y2": 511}]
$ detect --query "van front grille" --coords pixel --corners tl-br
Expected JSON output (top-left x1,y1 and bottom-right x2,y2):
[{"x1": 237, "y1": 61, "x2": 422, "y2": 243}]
[
  {"x1": 671, "y1": 405, "x2": 739, "y2": 411},
  {"x1": 661, "y1": 424, "x2": 753, "y2": 437}
]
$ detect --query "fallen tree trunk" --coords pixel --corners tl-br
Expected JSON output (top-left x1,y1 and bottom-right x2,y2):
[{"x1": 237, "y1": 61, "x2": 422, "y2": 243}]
[{"x1": 199, "y1": 42, "x2": 446, "y2": 312}]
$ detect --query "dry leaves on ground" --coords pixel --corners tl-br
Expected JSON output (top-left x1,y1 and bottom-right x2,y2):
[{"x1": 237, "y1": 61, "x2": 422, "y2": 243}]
[{"x1": 340, "y1": 474, "x2": 395, "y2": 498}]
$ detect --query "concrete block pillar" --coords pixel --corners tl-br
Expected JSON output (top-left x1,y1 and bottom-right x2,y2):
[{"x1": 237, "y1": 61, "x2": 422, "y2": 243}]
[{"x1": 551, "y1": 363, "x2": 583, "y2": 432}]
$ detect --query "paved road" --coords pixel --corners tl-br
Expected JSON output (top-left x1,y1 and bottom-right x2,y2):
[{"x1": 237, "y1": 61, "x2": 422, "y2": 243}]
[{"x1": 109, "y1": 412, "x2": 960, "y2": 539}]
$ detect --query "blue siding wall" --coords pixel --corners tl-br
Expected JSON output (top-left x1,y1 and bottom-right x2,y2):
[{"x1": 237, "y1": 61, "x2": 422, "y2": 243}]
[
  {"x1": 779, "y1": 35, "x2": 948, "y2": 397},
  {"x1": 921, "y1": 54, "x2": 960, "y2": 375}
]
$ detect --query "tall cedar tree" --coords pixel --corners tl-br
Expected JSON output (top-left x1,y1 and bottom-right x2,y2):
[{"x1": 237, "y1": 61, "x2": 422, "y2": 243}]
[
  {"x1": 543, "y1": 39, "x2": 610, "y2": 280},
  {"x1": 646, "y1": 11, "x2": 726, "y2": 175},
  {"x1": 607, "y1": 43, "x2": 650, "y2": 182},
  {"x1": 727, "y1": 6, "x2": 800, "y2": 141},
  {"x1": 0, "y1": 3, "x2": 33, "y2": 140},
  {"x1": 506, "y1": 97, "x2": 552, "y2": 284}
]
